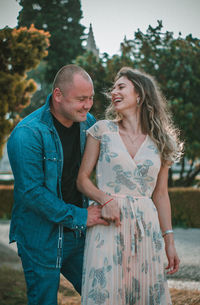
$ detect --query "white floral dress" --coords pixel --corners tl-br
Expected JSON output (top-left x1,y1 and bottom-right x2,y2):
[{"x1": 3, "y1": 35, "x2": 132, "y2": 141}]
[{"x1": 81, "y1": 120, "x2": 172, "y2": 305}]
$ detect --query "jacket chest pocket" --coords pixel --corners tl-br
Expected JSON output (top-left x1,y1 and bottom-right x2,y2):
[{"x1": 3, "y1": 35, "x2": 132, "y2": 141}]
[{"x1": 43, "y1": 152, "x2": 62, "y2": 192}]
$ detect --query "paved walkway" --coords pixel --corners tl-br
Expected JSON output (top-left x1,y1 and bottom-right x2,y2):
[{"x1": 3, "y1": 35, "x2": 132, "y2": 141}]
[{"x1": 0, "y1": 221, "x2": 199, "y2": 290}]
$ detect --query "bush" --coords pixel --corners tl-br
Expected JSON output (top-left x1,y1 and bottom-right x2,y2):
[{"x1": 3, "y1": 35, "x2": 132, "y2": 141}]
[
  {"x1": 0, "y1": 267, "x2": 27, "y2": 305},
  {"x1": 0, "y1": 185, "x2": 13, "y2": 219},
  {"x1": 0, "y1": 185, "x2": 200, "y2": 228},
  {"x1": 169, "y1": 187, "x2": 200, "y2": 228}
]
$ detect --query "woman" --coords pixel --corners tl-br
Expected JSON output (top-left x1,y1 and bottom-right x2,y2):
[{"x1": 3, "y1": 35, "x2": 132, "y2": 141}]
[{"x1": 77, "y1": 67, "x2": 183, "y2": 305}]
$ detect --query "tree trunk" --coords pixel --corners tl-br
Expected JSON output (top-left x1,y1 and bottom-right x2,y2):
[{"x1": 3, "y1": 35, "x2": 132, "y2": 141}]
[
  {"x1": 179, "y1": 158, "x2": 185, "y2": 180},
  {"x1": 168, "y1": 168, "x2": 173, "y2": 187},
  {"x1": 183, "y1": 163, "x2": 200, "y2": 186}
]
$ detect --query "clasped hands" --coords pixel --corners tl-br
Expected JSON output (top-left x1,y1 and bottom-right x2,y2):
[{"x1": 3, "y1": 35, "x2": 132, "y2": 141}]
[
  {"x1": 101, "y1": 198, "x2": 121, "y2": 226},
  {"x1": 87, "y1": 198, "x2": 121, "y2": 227}
]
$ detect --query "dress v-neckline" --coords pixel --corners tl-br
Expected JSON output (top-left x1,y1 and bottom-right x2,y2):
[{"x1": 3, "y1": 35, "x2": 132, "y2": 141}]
[{"x1": 115, "y1": 122, "x2": 148, "y2": 164}]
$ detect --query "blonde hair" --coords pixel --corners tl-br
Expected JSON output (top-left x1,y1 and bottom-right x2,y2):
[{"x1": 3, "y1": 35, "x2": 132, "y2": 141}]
[{"x1": 106, "y1": 67, "x2": 183, "y2": 164}]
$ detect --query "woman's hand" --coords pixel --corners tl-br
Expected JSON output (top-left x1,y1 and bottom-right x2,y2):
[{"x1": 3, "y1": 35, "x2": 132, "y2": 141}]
[
  {"x1": 101, "y1": 198, "x2": 121, "y2": 227},
  {"x1": 165, "y1": 237, "x2": 180, "y2": 274}
]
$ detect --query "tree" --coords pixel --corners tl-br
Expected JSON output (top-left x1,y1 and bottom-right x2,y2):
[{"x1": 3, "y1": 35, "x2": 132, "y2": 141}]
[
  {"x1": 75, "y1": 49, "x2": 135, "y2": 118},
  {"x1": 20, "y1": 60, "x2": 51, "y2": 117},
  {"x1": 0, "y1": 25, "x2": 50, "y2": 157},
  {"x1": 74, "y1": 21, "x2": 200, "y2": 186},
  {"x1": 17, "y1": 0, "x2": 85, "y2": 83},
  {"x1": 119, "y1": 21, "x2": 200, "y2": 186},
  {"x1": 75, "y1": 51, "x2": 109, "y2": 118}
]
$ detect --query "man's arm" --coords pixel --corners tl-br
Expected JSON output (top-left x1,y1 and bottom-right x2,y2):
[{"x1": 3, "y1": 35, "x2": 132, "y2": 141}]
[{"x1": 7, "y1": 125, "x2": 88, "y2": 230}]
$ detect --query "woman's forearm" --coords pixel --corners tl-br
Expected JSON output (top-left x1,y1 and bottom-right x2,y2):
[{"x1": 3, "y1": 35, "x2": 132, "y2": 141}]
[
  {"x1": 153, "y1": 191, "x2": 174, "y2": 243},
  {"x1": 77, "y1": 173, "x2": 110, "y2": 205}
]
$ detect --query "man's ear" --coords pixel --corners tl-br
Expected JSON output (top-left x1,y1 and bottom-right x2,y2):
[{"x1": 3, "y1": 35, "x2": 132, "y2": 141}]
[{"x1": 53, "y1": 88, "x2": 62, "y2": 103}]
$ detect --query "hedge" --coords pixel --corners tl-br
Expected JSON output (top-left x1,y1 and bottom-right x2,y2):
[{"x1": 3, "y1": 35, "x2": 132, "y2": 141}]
[
  {"x1": 0, "y1": 185, "x2": 14, "y2": 219},
  {"x1": 169, "y1": 187, "x2": 200, "y2": 228},
  {"x1": 0, "y1": 185, "x2": 199, "y2": 228}
]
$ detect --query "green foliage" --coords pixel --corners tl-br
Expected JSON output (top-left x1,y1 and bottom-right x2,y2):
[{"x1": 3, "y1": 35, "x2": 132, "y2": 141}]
[
  {"x1": 0, "y1": 267, "x2": 27, "y2": 305},
  {"x1": 75, "y1": 21, "x2": 200, "y2": 186},
  {"x1": 20, "y1": 61, "x2": 51, "y2": 117},
  {"x1": 76, "y1": 52, "x2": 109, "y2": 118},
  {"x1": 0, "y1": 267, "x2": 80, "y2": 305},
  {"x1": 121, "y1": 21, "x2": 200, "y2": 185},
  {"x1": 17, "y1": 0, "x2": 85, "y2": 83},
  {"x1": 0, "y1": 25, "x2": 50, "y2": 156},
  {"x1": 169, "y1": 187, "x2": 200, "y2": 228},
  {"x1": 75, "y1": 51, "x2": 136, "y2": 119},
  {"x1": 0, "y1": 186, "x2": 13, "y2": 219},
  {"x1": 1, "y1": 185, "x2": 199, "y2": 228}
]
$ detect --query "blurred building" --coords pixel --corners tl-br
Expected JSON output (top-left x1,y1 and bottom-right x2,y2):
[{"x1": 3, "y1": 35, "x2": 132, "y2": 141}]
[{"x1": 86, "y1": 23, "x2": 99, "y2": 58}]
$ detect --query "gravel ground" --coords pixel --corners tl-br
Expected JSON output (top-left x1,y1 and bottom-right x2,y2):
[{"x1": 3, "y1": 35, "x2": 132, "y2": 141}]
[{"x1": 0, "y1": 221, "x2": 199, "y2": 290}]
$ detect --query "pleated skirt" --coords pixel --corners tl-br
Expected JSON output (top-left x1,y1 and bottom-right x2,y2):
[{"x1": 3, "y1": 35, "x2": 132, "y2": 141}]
[{"x1": 81, "y1": 196, "x2": 172, "y2": 305}]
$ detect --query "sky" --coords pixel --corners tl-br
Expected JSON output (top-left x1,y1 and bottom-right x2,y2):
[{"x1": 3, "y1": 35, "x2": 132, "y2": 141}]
[{"x1": 0, "y1": 0, "x2": 200, "y2": 56}]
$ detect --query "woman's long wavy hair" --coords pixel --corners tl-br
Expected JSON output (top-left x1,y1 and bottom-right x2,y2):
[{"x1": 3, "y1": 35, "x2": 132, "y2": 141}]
[{"x1": 105, "y1": 67, "x2": 183, "y2": 164}]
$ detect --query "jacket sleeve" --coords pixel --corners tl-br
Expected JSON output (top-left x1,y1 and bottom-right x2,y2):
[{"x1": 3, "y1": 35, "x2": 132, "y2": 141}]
[
  {"x1": 87, "y1": 112, "x2": 96, "y2": 127},
  {"x1": 7, "y1": 125, "x2": 87, "y2": 230}
]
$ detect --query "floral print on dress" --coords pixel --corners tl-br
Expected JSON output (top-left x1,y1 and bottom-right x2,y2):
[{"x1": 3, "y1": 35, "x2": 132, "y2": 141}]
[
  {"x1": 113, "y1": 232, "x2": 125, "y2": 266},
  {"x1": 142, "y1": 260, "x2": 149, "y2": 274},
  {"x1": 148, "y1": 144, "x2": 159, "y2": 154},
  {"x1": 125, "y1": 277, "x2": 140, "y2": 305},
  {"x1": 107, "y1": 165, "x2": 136, "y2": 193},
  {"x1": 82, "y1": 120, "x2": 172, "y2": 305},
  {"x1": 134, "y1": 160, "x2": 154, "y2": 196},
  {"x1": 153, "y1": 231, "x2": 163, "y2": 252},
  {"x1": 99, "y1": 135, "x2": 118, "y2": 163},
  {"x1": 87, "y1": 258, "x2": 112, "y2": 304},
  {"x1": 149, "y1": 275, "x2": 166, "y2": 305},
  {"x1": 95, "y1": 233, "x2": 104, "y2": 248},
  {"x1": 107, "y1": 120, "x2": 118, "y2": 132}
]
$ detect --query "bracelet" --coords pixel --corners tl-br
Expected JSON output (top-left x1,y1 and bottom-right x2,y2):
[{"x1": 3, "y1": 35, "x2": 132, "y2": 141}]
[
  {"x1": 102, "y1": 198, "x2": 113, "y2": 207},
  {"x1": 162, "y1": 229, "x2": 173, "y2": 238}
]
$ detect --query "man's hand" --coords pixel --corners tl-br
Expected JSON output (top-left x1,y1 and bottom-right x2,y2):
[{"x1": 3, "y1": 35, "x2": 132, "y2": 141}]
[
  {"x1": 87, "y1": 205, "x2": 109, "y2": 227},
  {"x1": 101, "y1": 199, "x2": 121, "y2": 227}
]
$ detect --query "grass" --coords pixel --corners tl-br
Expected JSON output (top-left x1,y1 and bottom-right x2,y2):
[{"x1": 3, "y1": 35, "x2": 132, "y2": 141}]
[
  {"x1": 0, "y1": 267, "x2": 27, "y2": 305},
  {"x1": 0, "y1": 267, "x2": 199, "y2": 305}
]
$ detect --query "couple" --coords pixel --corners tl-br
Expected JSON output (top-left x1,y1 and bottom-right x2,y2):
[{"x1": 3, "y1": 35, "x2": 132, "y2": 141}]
[{"x1": 8, "y1": 64, "x2": 182, "y2": 305}]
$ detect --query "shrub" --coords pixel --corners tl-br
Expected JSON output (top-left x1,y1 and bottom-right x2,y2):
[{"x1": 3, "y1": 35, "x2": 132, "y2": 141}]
[
  {"x1": 0, "y1": 185, "x2": 200, "y2": 227},
  {"x1": 0, "y1": 185, "x2": 13, "y2": 219},
  {"x1": 169, "y1": 187, "x2": 200, "y2": 228}
]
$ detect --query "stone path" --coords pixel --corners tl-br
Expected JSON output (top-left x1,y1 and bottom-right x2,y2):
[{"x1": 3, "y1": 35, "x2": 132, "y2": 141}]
[{"x1": 0, "y1": 221, "x2": 199, "y2": 290}]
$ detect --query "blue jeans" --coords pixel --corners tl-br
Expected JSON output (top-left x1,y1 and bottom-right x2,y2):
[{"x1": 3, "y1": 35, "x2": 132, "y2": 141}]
[{"x1": 17, "y1": 231, "x2": 85, "y2": 305}]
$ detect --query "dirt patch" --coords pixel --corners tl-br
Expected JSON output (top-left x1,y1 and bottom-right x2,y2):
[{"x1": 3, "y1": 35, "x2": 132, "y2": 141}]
[
  {"x1": 58, "y1": 276, "x2": 81, "y2": 305},
  {"x1": 170, "y1": 288, "x2": 200, "y2": 305},
  {"x1": 0, "y1": 268, "x2": 200, "y2": 305},
  {"x1": 58, "y1": 276, "x2": 200, "y2": 305}
]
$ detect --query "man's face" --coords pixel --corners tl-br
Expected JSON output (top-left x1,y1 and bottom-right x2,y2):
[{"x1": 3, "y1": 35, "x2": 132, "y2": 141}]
[{"x1": 56, "y1": 74, "x2": 94, "y2": 125}]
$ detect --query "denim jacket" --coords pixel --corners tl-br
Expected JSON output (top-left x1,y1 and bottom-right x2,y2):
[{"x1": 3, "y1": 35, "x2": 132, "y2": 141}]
[{"x1": 7, "y1": 94, "x2": 96, "y2": 268}]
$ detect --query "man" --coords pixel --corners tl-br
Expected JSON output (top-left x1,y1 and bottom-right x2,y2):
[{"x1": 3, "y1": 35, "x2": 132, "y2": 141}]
[{"x1": 7, "y1": 65, "x2": 108, "y2": 305}]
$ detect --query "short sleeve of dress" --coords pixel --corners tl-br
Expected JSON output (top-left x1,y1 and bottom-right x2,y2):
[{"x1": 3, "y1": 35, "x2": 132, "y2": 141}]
[{"x1": 86, "y1": 120, "x2": 111, "y2": 141}]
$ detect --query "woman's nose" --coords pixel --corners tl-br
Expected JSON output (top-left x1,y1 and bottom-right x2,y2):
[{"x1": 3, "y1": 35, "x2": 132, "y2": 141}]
[{"x1": 111, "y1": 88, "x2": 117, "y2": 96}]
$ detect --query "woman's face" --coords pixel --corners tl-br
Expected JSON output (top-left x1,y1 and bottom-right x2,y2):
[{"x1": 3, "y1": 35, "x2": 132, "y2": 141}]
[{"x1": 111, "y1": 76, "x2": 139, "y2": 114}]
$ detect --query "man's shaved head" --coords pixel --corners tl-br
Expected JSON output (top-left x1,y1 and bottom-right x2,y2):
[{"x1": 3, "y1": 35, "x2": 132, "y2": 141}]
[{"x1": 52, "y1": 64, "x2": 92, "y2": 94}]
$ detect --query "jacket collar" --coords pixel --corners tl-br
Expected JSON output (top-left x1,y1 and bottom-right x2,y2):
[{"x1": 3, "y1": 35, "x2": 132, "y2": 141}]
[{"x1": 40, "y1": 93, "x2": 54, "y2": 130}]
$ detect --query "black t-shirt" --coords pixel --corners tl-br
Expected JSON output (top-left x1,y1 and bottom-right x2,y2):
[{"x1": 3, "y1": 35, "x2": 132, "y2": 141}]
[{"x1": 53, "y1": 115, "x2": 83, "y2": 208}]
